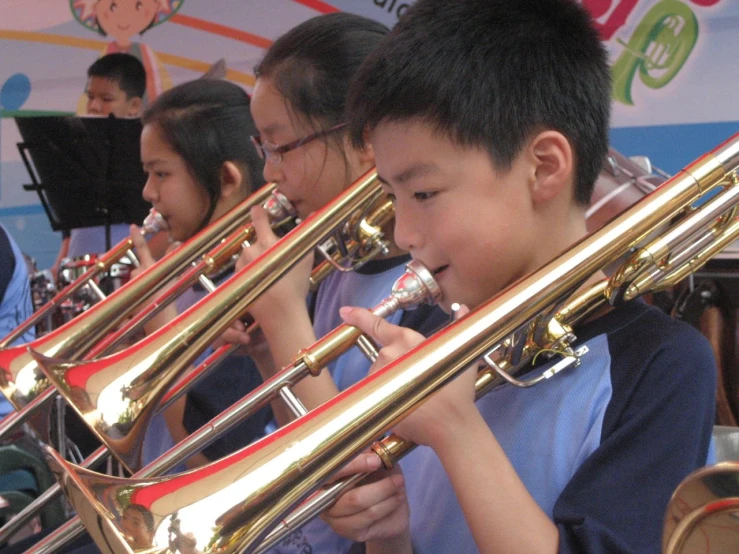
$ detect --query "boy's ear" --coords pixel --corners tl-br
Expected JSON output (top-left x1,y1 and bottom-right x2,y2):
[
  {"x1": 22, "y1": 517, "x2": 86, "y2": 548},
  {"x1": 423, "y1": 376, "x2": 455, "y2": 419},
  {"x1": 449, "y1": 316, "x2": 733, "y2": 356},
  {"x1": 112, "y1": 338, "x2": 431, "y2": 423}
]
[
  {"x1": 528, "y1": 131, "x2": 574, "y2": 204},
  {"x1": 344, "y1": 131, "x2": 375, "y2": 168},
  {"x1": 356, "y1": 142, "x2": 375, "y2": 166},
  {"x1": 128, "y1": 96, "x2": 143, "y2": 117},
  {"x1": 220, "y1": 161, "x2": 244, "y2": 198}
]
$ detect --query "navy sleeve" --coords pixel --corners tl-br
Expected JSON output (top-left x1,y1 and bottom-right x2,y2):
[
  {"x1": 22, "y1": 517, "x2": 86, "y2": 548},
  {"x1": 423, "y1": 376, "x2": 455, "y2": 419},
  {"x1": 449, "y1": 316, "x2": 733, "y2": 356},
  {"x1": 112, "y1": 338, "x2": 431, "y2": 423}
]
[
  {"x1": 183, "y1": 354, "x2": 273, "y2": 461},
  {"x1": 399, "y1": 303, "x2": 449, "y2": 338},
  {"x1": 553, "y1": 314, "x2": 716, "y2": 553}
]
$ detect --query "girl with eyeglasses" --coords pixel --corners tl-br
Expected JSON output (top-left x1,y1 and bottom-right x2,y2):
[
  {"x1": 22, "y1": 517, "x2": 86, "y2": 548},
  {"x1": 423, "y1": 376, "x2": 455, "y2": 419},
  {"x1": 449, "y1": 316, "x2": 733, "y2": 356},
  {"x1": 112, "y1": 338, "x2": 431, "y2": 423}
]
[{"x1": 225, "y1": 13, "x2": 448, "y2": 554}]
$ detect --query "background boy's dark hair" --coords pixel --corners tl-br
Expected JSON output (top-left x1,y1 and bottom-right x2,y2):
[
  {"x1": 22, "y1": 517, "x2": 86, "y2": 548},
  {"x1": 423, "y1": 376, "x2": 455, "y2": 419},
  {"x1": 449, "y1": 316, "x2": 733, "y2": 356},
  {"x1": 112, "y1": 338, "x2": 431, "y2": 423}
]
[
  {"x1": 348, "y1": 0, "x2": 611, "y2": 205},
  {"x1": 142, "y1": 79, "x2": 264, "y2": 228},
  {"x1": 88, "y1": 53, "x2": 147, "y2": 100},
  {"x1": 254, "y1": 12, "x2": 389, "y2": 136}
]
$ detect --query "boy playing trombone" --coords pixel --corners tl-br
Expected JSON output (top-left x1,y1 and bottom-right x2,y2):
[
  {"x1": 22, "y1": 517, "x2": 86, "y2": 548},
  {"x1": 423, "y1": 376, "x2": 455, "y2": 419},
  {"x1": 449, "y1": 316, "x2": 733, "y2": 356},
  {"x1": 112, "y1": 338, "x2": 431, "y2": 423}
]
[{"x1": 323, "y1": 0, "x2": 717, "y2": 552}]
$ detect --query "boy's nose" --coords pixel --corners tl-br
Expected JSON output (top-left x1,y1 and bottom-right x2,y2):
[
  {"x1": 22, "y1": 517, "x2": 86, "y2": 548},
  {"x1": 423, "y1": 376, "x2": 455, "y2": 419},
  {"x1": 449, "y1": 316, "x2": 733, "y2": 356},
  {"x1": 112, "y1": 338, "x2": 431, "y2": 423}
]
[{"x1": 392, "y1": 209, "x2": 423, "y2": 252}]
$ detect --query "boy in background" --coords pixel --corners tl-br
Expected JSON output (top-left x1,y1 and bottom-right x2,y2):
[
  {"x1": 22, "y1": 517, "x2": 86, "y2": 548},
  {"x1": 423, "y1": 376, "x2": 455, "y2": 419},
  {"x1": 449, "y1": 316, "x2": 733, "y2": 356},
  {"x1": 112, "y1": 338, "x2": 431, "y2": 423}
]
[
  {"x1": 52, "y1": 53, "x2": 148, "y2": 272},
  {"x1": 324, "y1": 0, "x2": 716, "y2": 552}
]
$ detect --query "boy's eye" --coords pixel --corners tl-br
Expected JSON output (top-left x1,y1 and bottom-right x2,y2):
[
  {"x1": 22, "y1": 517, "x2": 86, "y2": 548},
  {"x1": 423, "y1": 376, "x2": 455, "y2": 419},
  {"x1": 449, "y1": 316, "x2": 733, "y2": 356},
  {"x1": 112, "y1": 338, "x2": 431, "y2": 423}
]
[
  {"x1": 110, "y1": 1, "x2": 117, "y2": 12},
  {"x1": 385, "y1": 192, "x2": 396, "y2": 204},
  {"x1": 413, "y1": 191, "x2": 437, "y2": 201},
  {"x1": 136, "y1": 1, "x2": 143, "y2": 9}
]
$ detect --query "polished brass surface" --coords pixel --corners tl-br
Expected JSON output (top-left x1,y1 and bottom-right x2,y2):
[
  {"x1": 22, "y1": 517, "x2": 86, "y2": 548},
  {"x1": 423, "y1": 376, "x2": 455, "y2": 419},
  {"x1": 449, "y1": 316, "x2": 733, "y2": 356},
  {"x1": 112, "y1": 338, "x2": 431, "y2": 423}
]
[
  {"x1": 35, "y1": 170, "x2": 383, "y2": 474},
  {"x1": 0, "y1": 184, "x2": 275, "y2": 412},
  {"x1": 0, "y1": 210, "x2": 164, "y2": 350},
  {"x1": 309, "y1": 197, "x2": 395, "y2": 288},
  {"x1": 34, "y1": 255, "x2": 438, "y2": 554},
  {"x1": 47, "y1": 134, "x2": 739, "y2": 554},
  {"x1": 85, "y1": 191, "x2": 296, "y2": 359},
  {"x1": 662, "y1": 462, "x2": 739, "y2": 554}
]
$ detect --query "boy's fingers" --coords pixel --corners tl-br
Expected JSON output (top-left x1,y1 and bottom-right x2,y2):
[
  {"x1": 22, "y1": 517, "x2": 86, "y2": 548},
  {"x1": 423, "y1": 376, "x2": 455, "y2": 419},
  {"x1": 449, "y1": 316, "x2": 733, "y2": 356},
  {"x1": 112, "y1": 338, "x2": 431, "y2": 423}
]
[
  {"x1": 328, "y1": 472, "x2": 404, "y2": 518},
  {"x1": 331, "y1": 452, "x2": 382, "y2": 482},
  {"x1": 339, "y1": 307, "x2": 404, "y2": 348}
]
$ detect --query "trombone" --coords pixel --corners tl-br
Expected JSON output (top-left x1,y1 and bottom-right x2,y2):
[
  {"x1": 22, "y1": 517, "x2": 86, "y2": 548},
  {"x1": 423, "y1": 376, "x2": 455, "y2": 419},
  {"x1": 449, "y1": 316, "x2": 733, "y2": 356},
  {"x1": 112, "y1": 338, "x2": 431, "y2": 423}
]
[
  {"x1": 43, "y1": 133, "x2": 739, "y2": 554},
  {"x1": 26, "y1": 257, "x2": 439, "y2": 554},
  {"x1": 0, "y1": 209, "x2": 165, "y2": 349},
  {"x1": 29, "y1": 169, "x2": 389, "y2": 475},
  {"x1": 2, "y1": 169, "x2": 395, "y2": 547},
  {"x1": 0, "y1": 183, "x2": 278, "y2": 414},
  {"x1": 662, "y1": 461, "x2": 739, "y2": 554}
]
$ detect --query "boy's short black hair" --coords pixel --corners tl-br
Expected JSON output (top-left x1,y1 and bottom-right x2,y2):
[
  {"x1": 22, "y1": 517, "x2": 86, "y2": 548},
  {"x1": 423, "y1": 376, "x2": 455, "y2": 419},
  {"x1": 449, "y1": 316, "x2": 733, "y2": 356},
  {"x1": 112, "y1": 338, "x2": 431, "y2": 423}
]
[
  {"x1": 87, "y1": 53, "x2": 146, "y2": 100},
  {"x1": 348, "y1": 0, "x2": 611, "y2": 204}
]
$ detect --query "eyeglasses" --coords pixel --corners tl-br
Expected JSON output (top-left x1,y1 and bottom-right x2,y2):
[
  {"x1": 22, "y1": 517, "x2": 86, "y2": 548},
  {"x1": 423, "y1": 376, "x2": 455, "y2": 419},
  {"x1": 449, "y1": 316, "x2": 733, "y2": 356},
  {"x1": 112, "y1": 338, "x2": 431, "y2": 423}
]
[{"x1": 250, "y1": 123, "x2": 347, "y2": 164}]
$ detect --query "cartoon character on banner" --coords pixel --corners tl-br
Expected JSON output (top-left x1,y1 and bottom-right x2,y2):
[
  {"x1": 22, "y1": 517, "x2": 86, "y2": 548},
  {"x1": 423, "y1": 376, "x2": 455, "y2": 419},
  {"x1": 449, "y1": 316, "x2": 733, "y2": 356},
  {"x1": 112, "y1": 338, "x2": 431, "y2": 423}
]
[
  {"x1": 70, "y1": 0, "x2": 183, "y2": 110},
  {"x1": 581, "y1": 0, "x2": 722, "y2": 105}
]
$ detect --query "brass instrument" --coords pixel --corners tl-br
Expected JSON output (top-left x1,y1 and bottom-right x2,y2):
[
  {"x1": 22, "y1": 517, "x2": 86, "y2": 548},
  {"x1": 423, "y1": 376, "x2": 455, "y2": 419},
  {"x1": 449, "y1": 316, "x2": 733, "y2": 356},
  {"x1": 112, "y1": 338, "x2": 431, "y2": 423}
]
[
  {"x1": 0, "y1": 209, "x2": 166, "y2": 349},
  {"x1": 43, "y1": 134, "x2": 739, "y2": 554},
  {"x1": 0, "y1": 183, "x2": 277, "y2": 414},
  {"x1": 31, "y1": 169, "x2": 388, "y2": 475},
  {"x1": 662, "y1": 462, "x2": 739, "y2": 554},
  {"x1": 26, "y1": 257, "x2": 437, "y2": 554},
  {"x1": 0, "y1": 188, "x2": 296, "y2": 544}
]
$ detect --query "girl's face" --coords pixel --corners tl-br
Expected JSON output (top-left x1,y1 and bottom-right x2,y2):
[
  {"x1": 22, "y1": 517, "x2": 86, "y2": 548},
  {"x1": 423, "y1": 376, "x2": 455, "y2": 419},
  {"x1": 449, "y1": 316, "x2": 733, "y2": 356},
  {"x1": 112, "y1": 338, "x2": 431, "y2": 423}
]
[
  {"x1": 249, "y1": 76, "x2": 373, "y2": 220},
  {"x1": 95, "y1": 0, "x2": 158, "y2": 45},
  {"x1": 140, "y1": 123, "x2": 211, "y2": 242}
]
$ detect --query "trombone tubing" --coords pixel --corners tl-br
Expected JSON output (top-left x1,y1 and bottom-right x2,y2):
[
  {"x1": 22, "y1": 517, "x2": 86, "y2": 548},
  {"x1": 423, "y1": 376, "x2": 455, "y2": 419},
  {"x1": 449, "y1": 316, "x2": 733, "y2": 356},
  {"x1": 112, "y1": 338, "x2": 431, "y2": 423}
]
[
  {"x1": 36, "y1": 169, "x2": 383, "y2": 474},
  {"x1": 45, "y1": 136, "x2": 739, "y2": 553},
  {"x1": 0, "y1": 183, "x2": 276, "y2": 411}
]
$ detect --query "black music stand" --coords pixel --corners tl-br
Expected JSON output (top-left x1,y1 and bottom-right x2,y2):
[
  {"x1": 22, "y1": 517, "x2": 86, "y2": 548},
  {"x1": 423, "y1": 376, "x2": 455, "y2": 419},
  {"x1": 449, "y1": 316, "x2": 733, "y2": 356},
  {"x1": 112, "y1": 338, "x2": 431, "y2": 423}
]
[{"x1": 15, "y1": 116, "x2": 149, "y2": 250}]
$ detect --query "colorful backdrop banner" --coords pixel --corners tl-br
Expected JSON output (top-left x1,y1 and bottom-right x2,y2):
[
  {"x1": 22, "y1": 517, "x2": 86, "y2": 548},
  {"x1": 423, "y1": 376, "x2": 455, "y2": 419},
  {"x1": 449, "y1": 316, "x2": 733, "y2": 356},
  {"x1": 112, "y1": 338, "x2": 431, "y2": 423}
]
[{"x1": 0, "y1": 0, "x2": 736, "y2": 267}]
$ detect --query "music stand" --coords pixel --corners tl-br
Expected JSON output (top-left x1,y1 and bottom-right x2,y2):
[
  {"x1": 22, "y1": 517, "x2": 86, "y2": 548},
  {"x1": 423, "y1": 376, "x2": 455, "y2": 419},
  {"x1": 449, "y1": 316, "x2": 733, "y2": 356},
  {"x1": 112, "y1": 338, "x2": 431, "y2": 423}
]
[{"x1": 15, "y1": 116, "x2": 149, "y2": 250}]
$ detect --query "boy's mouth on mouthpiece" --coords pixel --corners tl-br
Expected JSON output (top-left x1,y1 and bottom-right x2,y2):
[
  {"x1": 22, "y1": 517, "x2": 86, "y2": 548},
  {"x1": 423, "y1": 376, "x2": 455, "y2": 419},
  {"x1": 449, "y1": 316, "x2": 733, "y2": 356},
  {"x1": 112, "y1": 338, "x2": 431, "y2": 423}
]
[{"x1": 432, "y1": 265, "x2": 449, "y2": 277}]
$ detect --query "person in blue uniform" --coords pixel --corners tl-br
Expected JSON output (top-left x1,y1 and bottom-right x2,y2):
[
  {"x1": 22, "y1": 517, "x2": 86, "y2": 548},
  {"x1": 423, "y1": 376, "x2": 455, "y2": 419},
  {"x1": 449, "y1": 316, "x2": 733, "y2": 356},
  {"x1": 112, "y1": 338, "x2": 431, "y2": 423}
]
[
  {"x1": 320, "y1": 1, "x2": 718, "y2": 553},
  {"x1": 0, "y1": 224, "x2": 34, "y2": 416}
]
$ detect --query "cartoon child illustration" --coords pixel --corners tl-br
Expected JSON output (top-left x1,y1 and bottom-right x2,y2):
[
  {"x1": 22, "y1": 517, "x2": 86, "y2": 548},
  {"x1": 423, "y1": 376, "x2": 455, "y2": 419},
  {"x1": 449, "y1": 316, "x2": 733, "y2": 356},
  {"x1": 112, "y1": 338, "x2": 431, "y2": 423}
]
[{"x1": 71, "y1": 0, "x2": 183, "y2": 107}]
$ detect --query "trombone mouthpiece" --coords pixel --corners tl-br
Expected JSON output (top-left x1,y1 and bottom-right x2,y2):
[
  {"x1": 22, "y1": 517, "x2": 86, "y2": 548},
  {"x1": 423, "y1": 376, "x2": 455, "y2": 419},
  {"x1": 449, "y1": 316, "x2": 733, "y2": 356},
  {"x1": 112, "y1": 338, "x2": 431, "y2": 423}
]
[
  {"x1": 264, "y1": 190, "x2": 297, "y2": 219},
  {"x1": 141, "y1": 208, "x2": 168, "y2": 235},
  {"x1": 387, "y1": 260, "x2": 442, "y2": 313}
]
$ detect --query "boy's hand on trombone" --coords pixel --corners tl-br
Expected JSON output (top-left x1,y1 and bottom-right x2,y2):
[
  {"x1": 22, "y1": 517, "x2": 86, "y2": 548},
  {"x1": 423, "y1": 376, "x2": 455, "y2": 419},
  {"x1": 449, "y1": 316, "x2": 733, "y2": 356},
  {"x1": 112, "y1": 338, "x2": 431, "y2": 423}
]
[
  {"x1": 339, "y1": 304, "x2": 477, "y2": 449},
  {"x1": 235, "y1": 205, "x2": 314, "y2": 326},
  {"x1": 322, "y1": 452, "x2": 411, "y2": 548}
]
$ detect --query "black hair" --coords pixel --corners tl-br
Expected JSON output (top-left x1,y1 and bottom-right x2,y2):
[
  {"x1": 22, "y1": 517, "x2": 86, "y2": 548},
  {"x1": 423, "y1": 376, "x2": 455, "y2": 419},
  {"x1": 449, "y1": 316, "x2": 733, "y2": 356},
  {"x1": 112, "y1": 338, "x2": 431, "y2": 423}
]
[
  {"x1": 88, "y1": 53, "x2": 146, "y2": 99},
  {"x1": 348, "y1": 0, "x2": 611, "y2": 205},
  {"x1": 254, "y1": 12, "x2": 389, "y2": 164},
  {"x1": 142, "y1": 79, "x2": 265, "y2": 231}
]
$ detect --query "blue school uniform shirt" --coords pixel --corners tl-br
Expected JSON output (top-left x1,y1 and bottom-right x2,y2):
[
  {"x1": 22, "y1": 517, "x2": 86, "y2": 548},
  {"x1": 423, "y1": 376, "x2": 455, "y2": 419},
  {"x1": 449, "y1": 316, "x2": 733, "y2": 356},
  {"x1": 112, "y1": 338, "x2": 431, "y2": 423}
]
[
  {"x1": 0, "y1": 224, "x2": 34, "y2": 416},
  {"x1": 402, "y1": 300, "x2": 716, "y2": 554},
  {"x1": 265, "y1": 254, "x2": 450, "y2": 554}
]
